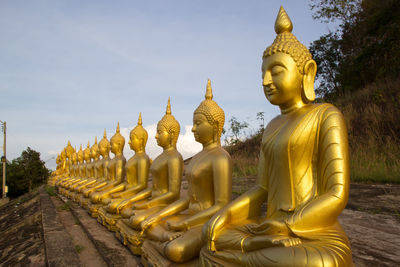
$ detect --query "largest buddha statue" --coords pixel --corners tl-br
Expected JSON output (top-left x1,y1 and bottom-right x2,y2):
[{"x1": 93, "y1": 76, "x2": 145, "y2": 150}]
[{"x1": 200, "y1": 7, "x2": 353, "y2": 267}]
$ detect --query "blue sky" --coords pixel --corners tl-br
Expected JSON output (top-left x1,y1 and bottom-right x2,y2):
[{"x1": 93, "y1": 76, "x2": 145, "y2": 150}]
[{"x1": 0, "y1": 0, "x2": 334, "y2": 169}]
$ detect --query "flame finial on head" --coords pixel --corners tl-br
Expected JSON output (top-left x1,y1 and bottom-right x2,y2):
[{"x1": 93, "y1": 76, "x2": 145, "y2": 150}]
[
  {"x1": 103, "y1": 129, "x2": 107, "y2": 138},
  {"x1": 95, "y1": 136, "x2": 98, "y2": 144},
  {"x1": 275, "y1": 6, "x2": 293, "y2": 34},
  {"x1": 205, "y1": 79, "x2": 213, "y2": 100},
  {"x1": 87, "y1": 141, "x2": 90, "y2": 148},
  {"x1": 166, "y1": 97, "x2": 171, "y2": 115},
  {"x1": 116, "y1": 122, "x2": 120, "y2": 133},
  {"x1": 138, "y1": 112, "x2": 142, "y2": 126}
]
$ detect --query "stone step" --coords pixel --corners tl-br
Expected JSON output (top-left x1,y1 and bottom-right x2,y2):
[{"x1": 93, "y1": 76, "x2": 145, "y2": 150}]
[
  {"x1": 39, "y1": 188, "x2": 81, "y2": 267},
  {"x1": 58, "y1": 195, "x2": 140, "y2": 267}
]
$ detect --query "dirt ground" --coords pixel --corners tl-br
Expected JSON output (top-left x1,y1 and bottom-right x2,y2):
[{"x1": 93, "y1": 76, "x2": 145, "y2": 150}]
[{"x1": 0, "y1": 182, "x2": 399, "y2": 266}]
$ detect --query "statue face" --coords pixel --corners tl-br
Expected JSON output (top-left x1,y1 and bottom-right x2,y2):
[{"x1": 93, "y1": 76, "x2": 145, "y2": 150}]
[
  {"x1": 91, "y1": 146, "x2": 99, "y2": 159},
  {"x1": 129, "y1": 133, "x2": 142, "y2": 151},
  {"x1": 99, "y1": 142, "x2": 110, "y2": 157},
  {"x1": 84, "y1": 150, "x2": 91, "y2": 161},
  {"x1": 111, "y1": 140, "x2": 120, "y2": 154},
  {"x1": 192, "y1": 113, "x2": 214, "y2": 145},
  {"x1": 155, "y1": 125, "x2": 171, "y2": 148},
  {"x1": 262, "y1": 52, "x2": 303, "y2": 108}
]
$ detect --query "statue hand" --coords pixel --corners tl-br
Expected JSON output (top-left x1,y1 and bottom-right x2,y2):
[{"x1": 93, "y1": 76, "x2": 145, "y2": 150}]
[
  {"x1": 246, "y1": 220, "x2": 289, "y2": 235},
  {"x1": 134, "y1": 202, "x2": 148, "y2": 209},
  {"x1": 167, "y1": 220, "x2": 185, "y2": 231},
  {"x1": 140, "y1": 217, "x2": 158, "y2": 233}
]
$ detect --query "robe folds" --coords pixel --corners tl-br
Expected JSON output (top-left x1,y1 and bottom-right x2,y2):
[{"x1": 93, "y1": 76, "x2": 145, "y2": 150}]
[{"x1": 200, "y1": 103, "x2": 353, "y2": 267}]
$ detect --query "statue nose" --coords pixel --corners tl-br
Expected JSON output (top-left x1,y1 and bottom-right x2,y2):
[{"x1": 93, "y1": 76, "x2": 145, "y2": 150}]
[{"x1": 263, "y1": 72, "x2": 272, "y2": 86}]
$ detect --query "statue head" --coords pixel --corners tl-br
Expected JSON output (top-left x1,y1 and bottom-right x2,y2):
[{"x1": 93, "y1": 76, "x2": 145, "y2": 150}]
[
  {"x1": 110, "y1": 122, "x2": 125, "y2": 155},
  {"x1": 83, "y1": 141, "x2": 92, "y2": 162},
  {"x1": 156, "y1": 98, "x2": 180, "y2": 149},
  {"x1": 56, "y1": 154, "x2": 61, "y2": 165},
  {"x1": 262, "y1": 6, "x2": 317, "y2": 107},
  {"x1": 129, "y1": 113, "x2": 148, "y2": 152},
  {"x1": 71, "y1": 150, "x2": 77, "y2": 164},
  {"x1": 193, "y1": 79, "x2": 225, "y2": 144},
  {"x1": 61, "y1": 149, "x2": 66, "y2": 160},
  {"x1": 99, "y1": 129, "x2": 111, "y2": 158},
  {"x1": 77, "y1": 144, "x2": 84, "y2": 163},
  {"x1": 91, "y1": 137, "x2": 100, "y2": 160},
  {"x1": 65, "y1": 141, "x2": 75, "y2": 160}
]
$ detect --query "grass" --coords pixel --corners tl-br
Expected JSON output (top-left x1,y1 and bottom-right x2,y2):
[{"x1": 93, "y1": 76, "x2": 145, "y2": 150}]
[
  {"x1": 45, "y1": 185, "x2": 56, "y2": 196},
  {"x1": 74, "y1": 244, "x2": 85, "y2": 254},
  {"x1": 225, "y1": 78, "x2": 400, "y2": 184},
  {"x1": 57, "y1": 200, "x2": 72, "y2": 212}
]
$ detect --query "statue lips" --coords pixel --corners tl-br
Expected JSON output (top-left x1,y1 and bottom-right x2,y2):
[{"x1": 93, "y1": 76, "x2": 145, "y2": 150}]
[{"x1": 264, "y1": 86, "x2": 277, "y2": 97}]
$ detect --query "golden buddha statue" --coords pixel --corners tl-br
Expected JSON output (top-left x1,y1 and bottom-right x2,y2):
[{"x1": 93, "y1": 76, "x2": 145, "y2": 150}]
[
  {"x1": 80, "y1": 130, "x2": 112, "y2": 208},
  {"x1": 56, "y1": 142, "x2": 76, "y2": 193},
  {"x1": 98, "y1": 113, "x2": 151, "y2": 231},
  {"x1": 116, "y1": 98, "x2": 184, "y2": 255},
  {"x1": 71, "y1": 140, "x2": 98, "y2": 201},
  {"x1": 141, "y1": 80, "x2": 232, "y2": 266},
  {"x1": 88, "y1": 122, "x2": 127, "y2": 217},
  {"x1": 74, "y1": 138, "x2": 101, "y2": 202},
  {"x1": 66, "y1": 142, "x2": 92, "y2": 198},
  {"x1": 200, "y1": 7, "x2": 353, "y2": 267}
]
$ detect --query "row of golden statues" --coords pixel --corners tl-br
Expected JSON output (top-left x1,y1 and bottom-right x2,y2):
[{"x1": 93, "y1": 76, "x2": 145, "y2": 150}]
[{"x1": 48, "y1": 7, "x2": 353, "y2": 266}]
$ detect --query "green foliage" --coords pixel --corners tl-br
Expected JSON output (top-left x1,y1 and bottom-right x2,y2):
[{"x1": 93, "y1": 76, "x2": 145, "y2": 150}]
[
  {"x1": 74, "y1": 245, "x2": 85, "y2": 254},
  {"x1": 310, "y1": 0, "x2": 400, "y2": 99},
  {"x1": 45, "y1": 185, "x2": 56, "y2": 196},
  {"x1": 1, "y1": 147, "x2": 51, "y2": 198},
  {"x1": 309, "y1": 0, "x2": 361, "y2": 24},
  {"x1": 224, "y1": 117, "x2": 249, "y2": 146},
  {"x1": 57, "y1": 200, "x2": 72, "y2": 211}
]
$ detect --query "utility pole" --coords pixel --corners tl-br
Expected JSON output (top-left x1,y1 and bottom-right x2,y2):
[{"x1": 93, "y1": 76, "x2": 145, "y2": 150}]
[{"x1": 1, "y1": 121, "x2": 6, "y2": 199}]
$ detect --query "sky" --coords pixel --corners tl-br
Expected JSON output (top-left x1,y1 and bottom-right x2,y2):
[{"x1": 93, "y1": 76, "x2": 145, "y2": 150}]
[{"x1": 0, "y1": 0, "x2": 334, "y2": 169}]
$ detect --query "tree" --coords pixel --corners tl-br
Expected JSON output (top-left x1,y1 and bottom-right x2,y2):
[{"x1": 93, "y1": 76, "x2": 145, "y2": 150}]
[
  {"x1": 309, "y1": 0, "x2": 400, "y2": 100},
  {"x1": 226, "y1": 117, "x2": 249, "y2": 145},
  {"x1": 1, "y1": 147, "x2": 51, "y2": 198}
]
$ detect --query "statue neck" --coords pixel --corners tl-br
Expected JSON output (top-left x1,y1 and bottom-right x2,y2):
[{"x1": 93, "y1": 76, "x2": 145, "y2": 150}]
[
  {"x1": 279, "y1": 101, "x2": 305, "y2": 115},
  {"x1": 202, "y1": 140, "x2": 220, "y2": 150}
]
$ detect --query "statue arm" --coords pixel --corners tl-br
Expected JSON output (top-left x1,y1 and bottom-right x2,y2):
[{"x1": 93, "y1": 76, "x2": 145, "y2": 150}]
[
  {"x1": 141, "y1": 198, "x2": 190, "y2": 231},
  {"x1": 136, "y1": 156, "x2": 182, "y2": 209},
  {"x1": 127, "y1": 188, "x2": 152, "y2": 204},
  {"x1": 205, "y1": 149, "x2": 267, "y2": 251},
  {"x1": 177, "y1": 155, "x2": 233, "y2": 230},
  {"x1": 115, "y1": 159, "x2": 125, "y2": 182},
  {"x1": 286, "y1": 107, "x2": 350, "y2": 233}
]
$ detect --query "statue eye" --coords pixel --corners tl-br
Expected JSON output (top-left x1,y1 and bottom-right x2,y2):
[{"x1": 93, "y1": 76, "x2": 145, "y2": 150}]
[{"x1": 271, "y1": 65, "x2": 284, "y2": 76}]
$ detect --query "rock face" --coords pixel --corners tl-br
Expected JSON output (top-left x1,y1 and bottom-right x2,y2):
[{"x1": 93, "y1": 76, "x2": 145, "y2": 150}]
[
  {"x1": 0, "y1": 190, "x2": 45, "y2": 266},
  {"x1": 340, "y1": 209, "x2": 400, "y2": 266}
]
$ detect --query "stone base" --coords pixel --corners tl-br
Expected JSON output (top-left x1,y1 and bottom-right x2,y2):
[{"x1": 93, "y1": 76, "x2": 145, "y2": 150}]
[
  {"x1": 88, "y1": 203, "x2": 102, "y2": 218},
  {"x1": 116, "y1": 219, "x2": 144, "y2": 255},
  {"x1": 80, "y1": 196, "x2": 91, "y2": 209},
  {"x1": 103, "y1": 211, "x2": 122, "y2": 232},
  {"x1": 141, "y1": 240, "x2": 198, "y2": 267}
]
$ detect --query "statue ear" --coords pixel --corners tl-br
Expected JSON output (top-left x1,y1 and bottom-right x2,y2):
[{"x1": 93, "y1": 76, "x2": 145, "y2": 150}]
[
  {"x1": 302, "y1": 59, "x2": 317, "y2": 103},
  {"x1": 213, "y1": 122, "x2": 219, "y2": 142}
]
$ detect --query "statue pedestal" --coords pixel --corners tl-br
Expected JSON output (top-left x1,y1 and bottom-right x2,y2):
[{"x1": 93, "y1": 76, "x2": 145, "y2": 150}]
[
  {"x1": 115, "y1": 219, "x2": 144, "y2": 255},
  {"x1": 141, "y1": 240, "x2": 198, "y2": 267},
  {"x1": 88, "y1": 203, "x2": 102, "y2": 218},
  {"x1": 97, "y1": 208, "x2": 121, "y2": 231}
]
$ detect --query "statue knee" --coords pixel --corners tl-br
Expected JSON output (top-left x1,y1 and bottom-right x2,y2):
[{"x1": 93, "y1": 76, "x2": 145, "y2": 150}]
[{"x1": 165, "y1": 239, "x2": 190, "y2": 263}]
